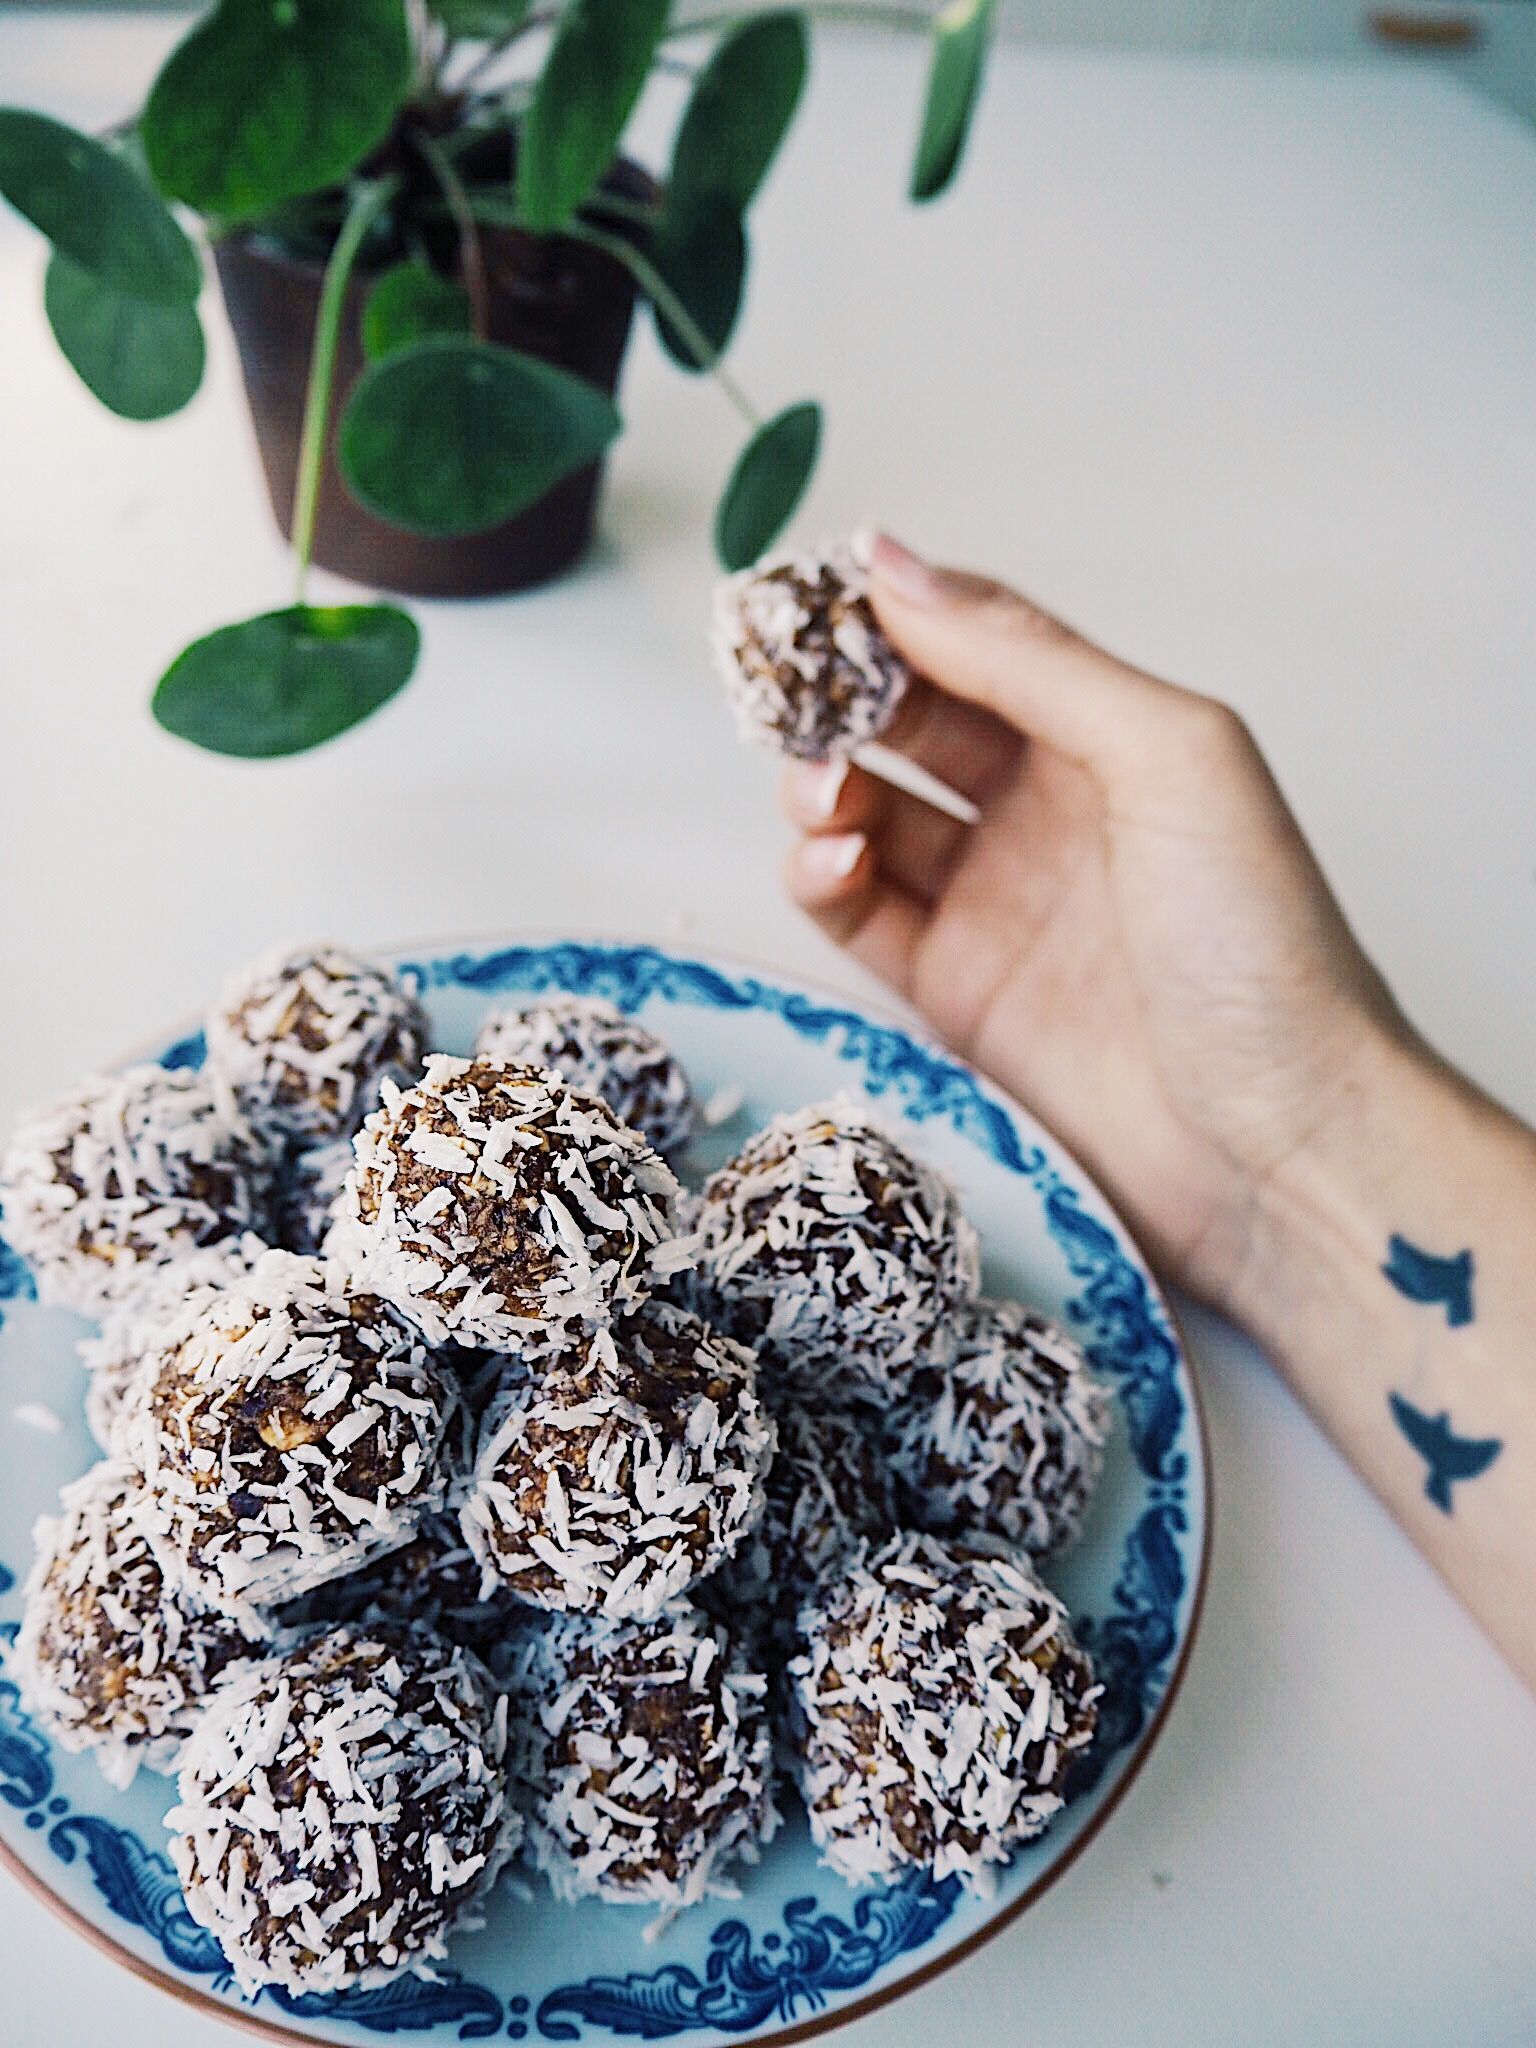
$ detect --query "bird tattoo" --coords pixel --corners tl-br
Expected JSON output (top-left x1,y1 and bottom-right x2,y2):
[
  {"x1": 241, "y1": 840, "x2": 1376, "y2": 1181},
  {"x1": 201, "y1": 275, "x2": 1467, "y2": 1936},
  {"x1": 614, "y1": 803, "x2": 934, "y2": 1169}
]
[
  {"x1": 1382, "y1": 1235, "x2": 1475, "y2": 1327},
  {"x1": 1388, "y1": 1393, "x2": 1502, "y2": 1514}
]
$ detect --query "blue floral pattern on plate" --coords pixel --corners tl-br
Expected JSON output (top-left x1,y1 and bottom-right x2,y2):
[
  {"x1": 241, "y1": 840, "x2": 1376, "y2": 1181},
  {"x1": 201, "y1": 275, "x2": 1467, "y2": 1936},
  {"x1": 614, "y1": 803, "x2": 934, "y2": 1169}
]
[
  {"x1": 0, "y1": 1199, "x2": 37, "y2": 1336},
  {"x1": 534, "y1": 1875, "x2": 962, "y2": 2041},
  {"x1": 0, "y1": 941, "x2": 1206, "y2": 2046}
]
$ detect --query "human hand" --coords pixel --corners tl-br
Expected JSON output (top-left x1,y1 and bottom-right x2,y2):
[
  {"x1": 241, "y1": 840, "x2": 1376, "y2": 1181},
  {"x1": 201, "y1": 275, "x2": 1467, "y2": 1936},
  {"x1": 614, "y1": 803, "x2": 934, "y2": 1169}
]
[
  {"x1": 782, "y1": 535, "x2": 1536, "y2": 1685},
  {"x1": 780, "y1": 534, "x2": 1408, "y2": 1320}
]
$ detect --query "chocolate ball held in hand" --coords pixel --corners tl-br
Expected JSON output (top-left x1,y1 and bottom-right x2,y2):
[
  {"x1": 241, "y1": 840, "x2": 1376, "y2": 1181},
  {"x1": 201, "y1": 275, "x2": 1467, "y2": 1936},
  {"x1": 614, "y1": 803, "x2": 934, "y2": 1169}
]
[{"x1": 712, "y1": 534, "x2": 914, "y2": 762}]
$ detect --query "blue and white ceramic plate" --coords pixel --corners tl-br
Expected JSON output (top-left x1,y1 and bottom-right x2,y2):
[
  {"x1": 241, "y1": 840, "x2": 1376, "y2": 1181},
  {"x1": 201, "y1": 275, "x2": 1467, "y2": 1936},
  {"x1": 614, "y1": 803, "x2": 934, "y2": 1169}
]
[{"x1": 0, "y1": 939, "x2": 1209, "y2": 2048}]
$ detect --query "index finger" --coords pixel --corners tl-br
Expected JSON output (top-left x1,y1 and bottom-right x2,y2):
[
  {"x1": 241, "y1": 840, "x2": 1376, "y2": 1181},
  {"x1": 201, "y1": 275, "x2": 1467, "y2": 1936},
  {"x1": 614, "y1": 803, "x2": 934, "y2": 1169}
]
[{"x1": 866, "y1": 533, "x2": 1212, "y2": 782}]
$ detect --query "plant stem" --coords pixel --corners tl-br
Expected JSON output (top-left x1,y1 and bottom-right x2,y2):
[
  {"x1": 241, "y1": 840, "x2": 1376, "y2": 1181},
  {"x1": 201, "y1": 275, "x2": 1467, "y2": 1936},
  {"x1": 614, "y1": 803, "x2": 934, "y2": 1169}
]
[
  {"x1": 562, "y1": 216, "x2": 761, "y2": 429},
  {"x1": 666, "y1": 2, "x2": 931, "y2": 39},
  {"x1": 430, "y1": 32, "x2": 458, "y2": 94},
  {"x1": 289, "y1": 175, "x2": 400, "y2": 606},
  {"x1": 581, "y1": 190, "x2": 662, "y2": 230},
  {"x1": 416, "y1": 132, "x2": 491, "y2": 338},
  {"x1": 466, "y1": 192, "x2": 760, "y2": 423},
  {"x1": 454, "y1": 9, "x2": 556, "y2": 93}
]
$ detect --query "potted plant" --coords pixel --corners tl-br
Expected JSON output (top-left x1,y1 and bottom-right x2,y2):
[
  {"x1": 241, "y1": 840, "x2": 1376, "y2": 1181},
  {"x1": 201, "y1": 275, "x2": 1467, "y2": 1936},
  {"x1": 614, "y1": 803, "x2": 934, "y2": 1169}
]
[{"x1": 0, "y1": 0, "x2": 995, "y2": 759}]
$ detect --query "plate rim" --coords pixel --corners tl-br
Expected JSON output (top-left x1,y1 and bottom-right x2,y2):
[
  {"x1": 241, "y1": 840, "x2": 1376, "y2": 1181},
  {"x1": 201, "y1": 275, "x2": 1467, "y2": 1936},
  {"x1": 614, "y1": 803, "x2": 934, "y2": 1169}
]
[{"x1": 0, "y1": 932, "x2": 1213, "y2": 2048}]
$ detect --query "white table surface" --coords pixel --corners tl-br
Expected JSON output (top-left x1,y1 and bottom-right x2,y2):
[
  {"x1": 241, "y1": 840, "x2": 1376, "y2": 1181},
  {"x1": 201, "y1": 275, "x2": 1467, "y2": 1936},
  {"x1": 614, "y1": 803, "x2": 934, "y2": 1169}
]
[{"x1": 3, "y1": 15, "x2": 1536, "y2": 2047}]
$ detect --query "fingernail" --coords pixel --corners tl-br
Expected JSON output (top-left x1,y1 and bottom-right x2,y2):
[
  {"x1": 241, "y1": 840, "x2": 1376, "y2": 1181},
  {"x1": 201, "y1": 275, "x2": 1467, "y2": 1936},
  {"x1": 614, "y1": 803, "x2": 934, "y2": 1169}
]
[
  {"x1": 803, "y1": 756, "x2": 848, "y2": 820},
  {"x1": 870, "y1": 532, "x2": 947, "y2": 606},
  {"x1": 800, "y1": 832, "x2": 866, "y2": 885}
]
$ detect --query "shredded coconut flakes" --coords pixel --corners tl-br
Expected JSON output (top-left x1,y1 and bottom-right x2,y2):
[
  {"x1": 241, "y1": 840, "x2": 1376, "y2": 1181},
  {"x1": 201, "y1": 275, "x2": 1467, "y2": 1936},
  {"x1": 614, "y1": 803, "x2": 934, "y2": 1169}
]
[
  {"x1": 166, "y1": 1622, "x2": 517, "y2": 1997},
  {"x1": 694, "y1": 1095, "x2": 979, "y2": 1404},
  {"x1": 502, "y1": 1604, "x2": 776, "y2": 1913},
  {"x1": 335, "y1": 1057, "x2": 690, "y2": 1357},
  {"x1": 711, "y1": 534, "x2": 913, "y2": 762},
  {"x1": 787, "y1": 1531, "x2": 1099, "y2": 1894}
]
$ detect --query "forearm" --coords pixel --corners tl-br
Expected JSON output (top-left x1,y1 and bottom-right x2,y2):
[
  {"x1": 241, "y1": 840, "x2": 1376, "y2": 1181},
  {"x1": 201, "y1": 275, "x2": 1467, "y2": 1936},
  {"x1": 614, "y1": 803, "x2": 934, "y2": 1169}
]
[{"x1": 1232, "y1": 1027, "x2": 1536, "y2": 1687}]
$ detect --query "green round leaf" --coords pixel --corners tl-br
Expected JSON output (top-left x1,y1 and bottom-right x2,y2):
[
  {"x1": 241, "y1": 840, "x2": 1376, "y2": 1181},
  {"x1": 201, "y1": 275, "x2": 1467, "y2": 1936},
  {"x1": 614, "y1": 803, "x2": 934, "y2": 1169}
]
[
  {"x1": 0, "y1": 109, "x2": 200, "y2": 304},
  {"x1": 518, "y1": 0, "x2": 670, "y2": 233},
  {"x1": 428, "y1": 0, "x2": 532, "y2": 32},
  {"x1": 339, "y1": 336, "x2": 623, "y2": 536},
  {"x1": 715, "y1": 400, "x2": 821, "y2": 572},
  {"x1": 911, "y1": 0, "x2": 996, "y2": 203},
  {"x1": 44, "y1": 252, "x2": 205, "y2": 420},
  {"x1": 362, "y1": 259, "x2": 472, "y2": 361},
  {"x1": 671, "y1": 12, "x2": 807, "y2": 216},
  {"x1": 153, "y1": 604, "x2": 419, "y2": 758},
  {"x1": 650, "y1": 196, "x2": 746, "y2": 372},
  {"x1": 142, "y1": 0, "x2": 412, "y2": 220}
]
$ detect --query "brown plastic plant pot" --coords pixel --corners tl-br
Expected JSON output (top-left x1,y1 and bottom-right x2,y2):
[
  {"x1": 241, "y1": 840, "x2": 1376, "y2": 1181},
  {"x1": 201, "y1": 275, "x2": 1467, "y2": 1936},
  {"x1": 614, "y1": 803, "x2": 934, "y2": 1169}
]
[{"x1": 213, "y1": 164, "x2": 652, "y2": 600}]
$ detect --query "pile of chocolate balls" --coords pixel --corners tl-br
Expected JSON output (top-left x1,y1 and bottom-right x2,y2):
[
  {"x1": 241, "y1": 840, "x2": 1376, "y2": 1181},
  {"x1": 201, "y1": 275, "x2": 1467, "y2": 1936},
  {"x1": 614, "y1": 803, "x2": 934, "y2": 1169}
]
[{"x1": 0, "y1": 546, "x2": 1111, "y2": 1998}]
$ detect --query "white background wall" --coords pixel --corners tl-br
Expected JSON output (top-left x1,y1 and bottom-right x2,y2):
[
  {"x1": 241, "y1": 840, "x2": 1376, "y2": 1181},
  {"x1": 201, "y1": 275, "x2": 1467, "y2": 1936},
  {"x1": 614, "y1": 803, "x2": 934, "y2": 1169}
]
[{"x1": 25, "y1": 0, "x2": 1536, "y2": 124}]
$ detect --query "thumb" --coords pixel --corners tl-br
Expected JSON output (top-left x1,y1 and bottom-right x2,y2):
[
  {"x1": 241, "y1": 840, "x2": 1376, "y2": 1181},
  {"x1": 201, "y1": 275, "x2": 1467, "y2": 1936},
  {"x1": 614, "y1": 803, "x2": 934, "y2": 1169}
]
[{"x1": 866, "y1": 533, "x2": 1212, "y2": 780}]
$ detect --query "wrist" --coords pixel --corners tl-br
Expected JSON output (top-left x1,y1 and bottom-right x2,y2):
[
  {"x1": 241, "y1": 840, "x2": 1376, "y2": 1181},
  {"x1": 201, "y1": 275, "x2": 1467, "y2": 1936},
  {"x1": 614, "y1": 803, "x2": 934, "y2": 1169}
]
[
  {"x1": 1219, "y1": 1016, "x2": 1536, "y2": 1689},
  {"x1": 1225, "y1": 1021, "x2": 1461, "y2": 1357}
]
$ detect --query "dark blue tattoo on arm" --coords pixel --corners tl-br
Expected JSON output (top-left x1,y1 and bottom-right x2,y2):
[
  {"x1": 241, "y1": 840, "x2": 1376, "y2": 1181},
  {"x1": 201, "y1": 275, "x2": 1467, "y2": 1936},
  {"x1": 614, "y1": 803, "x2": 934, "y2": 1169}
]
[
  {"x1": 1382, "y1": 1235, "x2": 1475, "y2": 1326},
  {"x1": 1388, "y1": 1394, "x2": 1502, "y2": 1514},
  {"x1": 1384, "y1": 1236, "x2": 1497, "y2": 1511}
]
